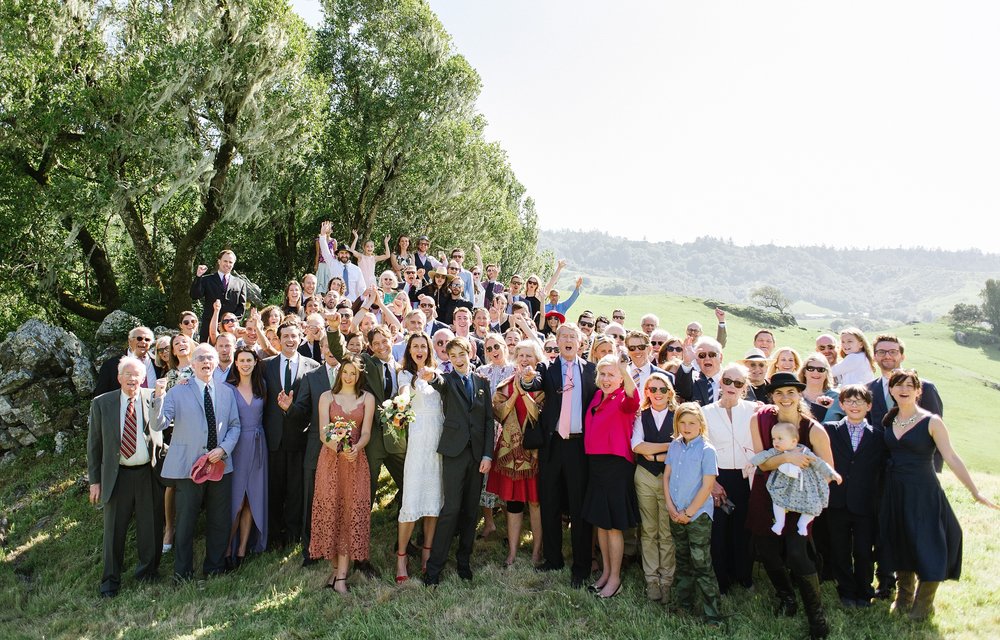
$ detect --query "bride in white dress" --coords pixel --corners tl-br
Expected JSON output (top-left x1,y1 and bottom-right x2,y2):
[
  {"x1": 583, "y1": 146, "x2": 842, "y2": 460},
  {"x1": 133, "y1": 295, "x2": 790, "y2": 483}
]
[{"x1": 394, "y1": 332, "x2": 444, "y2": 582}]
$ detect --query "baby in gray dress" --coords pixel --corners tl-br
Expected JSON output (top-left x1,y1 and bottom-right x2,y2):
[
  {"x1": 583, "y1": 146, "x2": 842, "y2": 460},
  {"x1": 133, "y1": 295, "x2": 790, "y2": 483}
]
[{"x1": 751, "y1": 422, "x2": 843, "y2": 536}]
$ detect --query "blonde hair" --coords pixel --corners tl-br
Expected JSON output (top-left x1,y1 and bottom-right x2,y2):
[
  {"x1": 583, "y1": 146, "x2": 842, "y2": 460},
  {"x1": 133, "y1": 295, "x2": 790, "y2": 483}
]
[
  {"x1": 771, "y1": 422, "x2": 799, "y2": 443},
  {"x1": 672, "y1": 402, "x2": 709, "y2": 440},
  {"x1": 641, "y1": 373, "x2": 678, "y2": 411},
  {"x1": 797, "y1": 353, "x2": 833, "y2": 391},
  {"x1": 766, "y1": 347, "x2": 802, "y2": 379}
]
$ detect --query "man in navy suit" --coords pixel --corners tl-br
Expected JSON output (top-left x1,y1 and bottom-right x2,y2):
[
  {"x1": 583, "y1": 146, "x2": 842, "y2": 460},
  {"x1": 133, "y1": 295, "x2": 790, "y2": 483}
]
[
  {"x1": 674, "y1": 338, "x2": 755, "y2": 405},
  {"x1": 152, "y1": 343, "x2": 241, "y2": 580},
  {"x1": 422, "y1": 337, "x2": 495, "y2": 584},
  {"x1": 521, "y1": 323, "x2": 597, "y2": 588},
  {"x1": 824, "y1": 385, "x2": 886, "y2": 607},
  {"x1": 625, "y1": 331, "x2": 674, "y2": 388},
  {"x1": 190, "y1": 250, "x2": 247, "y2": 342}
]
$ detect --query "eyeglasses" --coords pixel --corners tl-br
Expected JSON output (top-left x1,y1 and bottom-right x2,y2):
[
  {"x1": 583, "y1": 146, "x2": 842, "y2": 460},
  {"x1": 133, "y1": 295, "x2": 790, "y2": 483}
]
[
  {"x1": 721, "y1": 377, "x2": 746, "y2": 389},
  {"x1": 133, "y1": 336, "x2": 152, "y2": 342},
  {"x1": 510, "y1": 280, "x2": 523, "y2": 286},
  {"x1": 613, "y1": 315, "x2": 625, "y2": 321},
  {"x1": 156, "y1": 346, "x2": 171, "y2": 353},
  {"x1": 697, "y1": 351, "x2": 718, "y2": 359},
  {"x1": 664, "y1": 345, "x2": 683, "y2": 353},
  {"x1": 181, "y1": 319, "x2": 197, "y2": 325},
  {"x1": 578, "y1": 320, "x2": 594, "y2": 328},
  {"x1": 447, "y1": 268, "x2": 459, "y2": 273},
  {"x1": 608, "y1": 334, "x2": 625, "y2": 341},
  {"x1": 526, "y1": 280, "x2": 538, "y2": 286},
  {"x1": 626, "y1": 344, "x2": 647, "y2": 351},
  {"x1": 650, "y1": 340, "x2": 664, "y2": 346},
  {"x1": 646, "y1": 386, "x2": 670, "y2": 394},
  {"x1": 485, "y1": 344, "x2": 502, "y2": 352},
  {"x1": 193, "y1": 354, "x2": 217, "y2": 362},
  {"x1": 842, "y1": 398, "x2": 869, "y2": 406},
  {"x1": 221, "y1": 318, "x2": 236, "y2": 325},
  {"x1": 435, "y1": 340, "x2": 447, "y2": 345},
  {"x1": 471, "y1": 272, "x2": 481, "y2": 277},
  {"x1": 804, "y1": 365, "x2": 827, "y2": 373},
  {"x1": 747, "y1": 362, "x2": 766, "y2": 368},
  {"x1": 874, "y1": 349, "x2": 901, "y2": 357},
  {"x1": 816, "y1": 345, "x2": 836, "y2": 351},
  {"x1": 544, "y1": 346, "x2": 559, "y2": 353},
  {"x1": 686, "y1": 329, "x2": 700, "y2": 335}
]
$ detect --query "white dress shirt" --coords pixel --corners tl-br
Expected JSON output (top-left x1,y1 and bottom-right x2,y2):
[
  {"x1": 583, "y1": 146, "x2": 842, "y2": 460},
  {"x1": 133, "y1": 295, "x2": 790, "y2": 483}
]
[{"x1": 631, "y1": 406, "x2": 672, "y2": 449}]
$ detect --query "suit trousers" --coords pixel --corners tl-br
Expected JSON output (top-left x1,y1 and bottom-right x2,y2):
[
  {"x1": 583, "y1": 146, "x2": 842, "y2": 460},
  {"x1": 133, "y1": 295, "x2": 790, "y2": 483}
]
[
  {"x1": 174, "y1": 474, "x2": 232, "y2": 579},
  {"x1": 538, "y1": 436, "x2": 592, "y2": 580},
  {"x1": 364, "y1": 429, "x2": 406, "y2": 508},
  {"x1": 634, "y1": 465, "x2": 675, "y2": 586},
  {"x1": 301, "y1": 464, "x2": 317, "y2": 560},
  {"x1": 826, "y1": 506, "x2": 876, "y2": 600},
  {"x1": 268, "y1": 448, "x2": 304, "y2": 545},
  {"x1": 426, "y1": 446, "x2": 481, "y2": 577},
  {"x1": 710, "y1": 468, "x2": 753, "y2": 591},
  {"x1": 100, "y1": 465, "x2": 160, "y2": 594}
]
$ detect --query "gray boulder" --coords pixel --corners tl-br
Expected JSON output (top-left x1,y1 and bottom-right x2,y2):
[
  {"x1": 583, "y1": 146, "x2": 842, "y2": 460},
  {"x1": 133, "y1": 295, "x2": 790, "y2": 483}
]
[{"x1": 95, "y1": 310, "x2": 142, "y2": 345}]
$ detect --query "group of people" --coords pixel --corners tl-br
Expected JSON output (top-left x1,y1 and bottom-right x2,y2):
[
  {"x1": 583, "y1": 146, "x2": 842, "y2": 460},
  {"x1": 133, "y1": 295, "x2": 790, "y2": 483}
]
[{"x1": 86, "y1": 232, "x2": 996, "y2": 639}]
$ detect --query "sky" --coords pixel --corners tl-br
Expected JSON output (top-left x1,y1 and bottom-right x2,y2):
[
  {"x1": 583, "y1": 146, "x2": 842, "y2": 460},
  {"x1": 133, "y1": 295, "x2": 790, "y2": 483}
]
[{"x1": 290, "y1": 1, "x2": 1000, "y2": 254}]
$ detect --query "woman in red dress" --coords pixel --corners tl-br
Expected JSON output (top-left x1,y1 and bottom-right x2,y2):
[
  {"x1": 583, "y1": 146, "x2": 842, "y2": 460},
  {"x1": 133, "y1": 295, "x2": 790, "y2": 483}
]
[
  {"x1": 309, "y1": 355, "x2": 375, "y2": 594},
  {"x1": 487, "y1": 340, "x2": 547, "y2": 566}
]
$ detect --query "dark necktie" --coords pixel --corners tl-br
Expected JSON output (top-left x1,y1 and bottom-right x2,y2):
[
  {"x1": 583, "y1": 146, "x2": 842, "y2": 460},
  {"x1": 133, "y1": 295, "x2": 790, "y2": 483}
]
[
  {"x1": 342, "y1": 264, "x2": 350, "y2": 296},
  {"x1": 705, "y1": 378, "x2": 715, "y2": 403},
  {"x1": 464, "y1": 374, "x2": 473, "y2": 403},
  {"x1": 204, "y1": 385, "x2": 217, "y2": 450},
  {"x1": 121, "y1": 397, "x2": 137, "y2": 459},
  {"x1": 284, "y1": 358, "x2": 292, "y2": 393},
  {"x1": 383, "y1": 362, "x2": 393, "y2": 397},
  {"x1": 222, "y1": 274, "x2": 229, "y2": 292}
]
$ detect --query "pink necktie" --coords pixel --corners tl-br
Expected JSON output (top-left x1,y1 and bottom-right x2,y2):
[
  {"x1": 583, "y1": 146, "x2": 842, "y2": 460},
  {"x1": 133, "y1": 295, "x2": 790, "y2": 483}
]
[{"x1": 558, "y1": 361, "x2": 574, "y2": 439}]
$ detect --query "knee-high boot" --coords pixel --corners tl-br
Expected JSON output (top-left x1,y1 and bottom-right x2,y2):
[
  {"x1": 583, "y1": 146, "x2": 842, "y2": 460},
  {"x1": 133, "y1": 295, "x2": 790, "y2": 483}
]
[
  {"x1": 795, "y1": 573, "x2": 830, "y2": 639},
  {"x1": 765, "y1": 567, "x2": 798, "y2": 616},
  {"x1": 890, "y1": 571, "x2": 916, "y2": 615},
  {"x1": 909, "y1": 580, "x2": 939, "y2": 621}
]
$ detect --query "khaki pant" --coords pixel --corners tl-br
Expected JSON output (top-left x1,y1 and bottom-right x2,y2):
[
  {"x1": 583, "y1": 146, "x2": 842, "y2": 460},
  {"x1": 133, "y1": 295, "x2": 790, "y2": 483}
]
[{"x1": 634, "y1": 465, "x2": 675, "y2": 586}]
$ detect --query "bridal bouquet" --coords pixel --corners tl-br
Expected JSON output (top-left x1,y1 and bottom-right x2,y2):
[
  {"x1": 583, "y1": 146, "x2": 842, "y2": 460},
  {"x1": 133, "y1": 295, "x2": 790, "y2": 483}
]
[
  {"x1": 379, "y1": 385, "x2": 415, "y2": 446},
  {"x1": 324, "y1": 417, "x2": 354, "y2": 453}
]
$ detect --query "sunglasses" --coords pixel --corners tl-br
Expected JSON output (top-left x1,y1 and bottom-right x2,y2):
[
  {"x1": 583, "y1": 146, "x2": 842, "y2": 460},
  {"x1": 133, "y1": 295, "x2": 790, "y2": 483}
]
[
  {"x1": 650, "y1": 340, "x2": 664, "y2": 346},
  {"x1": 613, "y1": 316, "x2": 625, "y2": 321},
  {"x1": 608, "y1": 334, "x2": 624, "y2": 340},
  {"x1": 578, "y1": 320, "x2": 594, "y2": 328},
  {"x1": 747, "y1": 362, "x2": 767, "y2": 368},
  {"x1": 646, "y1": 386, "x2": 671, "y2": 394},
  {"x1": 626, "y1": 344, "x2": 647, "y2": 351},
  {"x1": 485, "y1": 344, "x2": 502, "y2": 352},
  {"x1": 181, "y1": 319, "x2": 197, "y2": 325},
  {"x1": 133, "y1": 336, "x2": 152, "y2": 342},
  {"x1": 804, "y1": 365, "x2": 828, "y2": 373},
  {"x1": 419, "y1": 303, "x2": 434, "y2": 308},
  {"x1": 697, "y1": 351, "x2": 718, "y2": 359},
  {"x1": 156, "y1": 346, "x2": 171, "y2": 352},
  {"x1": 193, "y1": 354, "x2": 217, "y2": 362},
  {"x1": 721, "y1": 377, "x2": 746, "y2": 389},
  {"x1": 544, "y1": 346, "x2": 559, "y2": 353},
  {"x1": 435, "y1": 340, "x2": 447, "y2": 345},
  {"x1": 221, "y1": 318, "x2": 236, "y2": 324},
  {"x1": 664, "y1": 345, "x2": 683, "y2": 353},
  {"x1": 816, "y1": 345, "x2": 836, "y2": 351}
]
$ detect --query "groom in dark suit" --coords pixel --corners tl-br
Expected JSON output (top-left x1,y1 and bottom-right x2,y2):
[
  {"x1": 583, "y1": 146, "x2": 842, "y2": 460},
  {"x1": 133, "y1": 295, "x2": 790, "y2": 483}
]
[
  {"x1": 423, "y1": 337, "x2": 495, "y2": 584},
  {"x1": 87, "y1": 356, "x2": 163, "y2": 597}
]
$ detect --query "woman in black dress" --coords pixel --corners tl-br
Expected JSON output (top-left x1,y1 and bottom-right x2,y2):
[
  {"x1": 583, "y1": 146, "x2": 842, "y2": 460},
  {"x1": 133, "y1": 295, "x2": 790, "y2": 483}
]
[{"x1": 881, "y1": 370, "x2": 996, "y2": 620}]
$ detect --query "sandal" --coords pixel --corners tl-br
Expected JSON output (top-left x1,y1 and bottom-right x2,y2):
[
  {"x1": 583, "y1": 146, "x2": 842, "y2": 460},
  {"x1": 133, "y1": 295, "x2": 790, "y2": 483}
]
[
  {"x1": 326, "y1": 577, "x2": 348, "y2": 593},
  {"x1": 395, "y1": 551, "x2": 409, "y2": 584}
]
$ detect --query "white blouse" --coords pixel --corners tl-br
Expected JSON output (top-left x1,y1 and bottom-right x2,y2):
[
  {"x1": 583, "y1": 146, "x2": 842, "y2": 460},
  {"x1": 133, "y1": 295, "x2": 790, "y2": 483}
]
[{"x1": 703, "y1": 400, "x2": 757, "y2": 470}]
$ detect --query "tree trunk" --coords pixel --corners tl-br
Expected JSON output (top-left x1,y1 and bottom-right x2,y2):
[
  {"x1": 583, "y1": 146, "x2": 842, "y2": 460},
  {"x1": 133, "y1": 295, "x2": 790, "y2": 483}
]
[{"x1": 57, "y1": 215, "x2": 120, "y2": 320}]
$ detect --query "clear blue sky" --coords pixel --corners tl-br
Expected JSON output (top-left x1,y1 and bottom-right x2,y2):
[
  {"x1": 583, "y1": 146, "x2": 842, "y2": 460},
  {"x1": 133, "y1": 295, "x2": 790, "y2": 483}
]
[{"x1": 291, "y1": 1, "x2": 1000, "y2": 254}]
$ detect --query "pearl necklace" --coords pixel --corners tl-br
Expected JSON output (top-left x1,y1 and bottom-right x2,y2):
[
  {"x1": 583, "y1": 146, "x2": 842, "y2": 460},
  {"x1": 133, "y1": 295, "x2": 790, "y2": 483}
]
[{"x1": 893, "y1": 413, "x2": 920, "y2": 430}]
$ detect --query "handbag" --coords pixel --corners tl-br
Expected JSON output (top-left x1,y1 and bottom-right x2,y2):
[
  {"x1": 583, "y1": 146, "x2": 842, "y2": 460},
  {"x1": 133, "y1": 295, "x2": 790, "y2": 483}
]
[{"x1": 521, "y1": 419, "x2": 545, "y2": 450}]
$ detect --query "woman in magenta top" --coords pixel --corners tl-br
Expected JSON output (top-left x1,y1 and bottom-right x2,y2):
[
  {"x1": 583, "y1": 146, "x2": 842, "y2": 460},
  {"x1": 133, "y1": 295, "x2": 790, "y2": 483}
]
[{"x1": 581, "y1": 354, "x2": 641, "y2": 598}]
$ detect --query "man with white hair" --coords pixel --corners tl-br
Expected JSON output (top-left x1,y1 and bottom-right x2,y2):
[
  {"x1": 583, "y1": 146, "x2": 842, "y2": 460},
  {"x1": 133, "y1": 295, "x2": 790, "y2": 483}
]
[
  {"x1": 94, "y1": 326, "x2": 158, "y2": 396},
  {"x1": 432, "y1": 328, "x2": 455, "y2": 373},
  {"x1": 640, "y1": 314, "x2": 659, "y2": 336},
  {"x1": 88, "y1": 356, "x2": 163, "y2": 597},
  {"x1": 674, "y1": 337, "x2": 726, "y2": 406}
]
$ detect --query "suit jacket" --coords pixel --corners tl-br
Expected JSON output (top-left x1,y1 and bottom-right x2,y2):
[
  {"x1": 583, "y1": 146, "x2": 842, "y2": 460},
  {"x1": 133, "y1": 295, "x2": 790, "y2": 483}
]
[
  {"x1": 866, "y1": 376, "x2": 943, "y2": 471},
  {"x1": 824, "y1": 418, "x2": 887, "y2": 516},
  {"x1": 430, "y1": 370, "x2": 494, "y2": 460},
  {"x1": 94, "y1": 354, "x2": 162, "y2": 397},
  {"x1": 152, "y1": 381, "x2": 240, "y2": 479},
  {"x1": 674, "y1": 366, "x2": 756, "y2": 406},
  {"x1": 298, "y1": 340, "x2": 323, "y2": 363},
  {"x1": 189, "y1": 272, "x2": 248, "y2": 341},
  {"x1": 523, "y1": 358, "x2": 598, "y2": 455},
  {"x1": 262, "y1": 354, "x2": 319, "y2": 452},
  {"x1": 87, "y1": 389, "x2": 161, "y2": 504},
  {"x1": 483, "y1": 281, "x2": 504, "y2": 310},
  {"x1": 287, "y1": 363, "x2": 336, "y2": 471}
]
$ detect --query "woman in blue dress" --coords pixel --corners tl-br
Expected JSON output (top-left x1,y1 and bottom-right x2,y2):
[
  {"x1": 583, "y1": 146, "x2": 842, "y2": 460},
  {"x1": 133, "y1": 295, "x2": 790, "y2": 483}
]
[
  {"x1": 225, "y1": 346, "x2": 268, "y2": 567},
  {"x1": 881, "y1": 369, "x2": 996, "y2": 620}
]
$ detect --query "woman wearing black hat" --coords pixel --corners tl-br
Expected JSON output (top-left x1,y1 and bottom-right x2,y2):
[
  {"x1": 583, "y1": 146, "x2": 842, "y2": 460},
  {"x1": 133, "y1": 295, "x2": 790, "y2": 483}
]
[{"x1": 747, "y1": 372, "x2": 836, "y2": 639}]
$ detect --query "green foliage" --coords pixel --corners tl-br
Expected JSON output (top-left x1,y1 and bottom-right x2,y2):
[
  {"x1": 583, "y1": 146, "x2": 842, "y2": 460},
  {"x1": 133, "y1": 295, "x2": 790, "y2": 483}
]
[
  {"x1": 749, "y1": 285, "x2": 791, "y2": 316},
  {"x1": 981, "y1": 279, "x2": 1000, "y2": 337},
  {"x1": 949, "y1": 302, "x2": 985, "y2": 328},
  {"x1": 703, "y1": 299, "x2": 797, "y2": 328}
]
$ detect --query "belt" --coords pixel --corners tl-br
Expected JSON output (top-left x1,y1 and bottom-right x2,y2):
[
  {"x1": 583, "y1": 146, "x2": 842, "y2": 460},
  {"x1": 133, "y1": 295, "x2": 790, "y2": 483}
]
[
  {"x1": 119, "y1": 463, "x2": 149, "y2": 470},
  {"x1": 564, "y1": 433, "x2": 583, "y2": 440}
]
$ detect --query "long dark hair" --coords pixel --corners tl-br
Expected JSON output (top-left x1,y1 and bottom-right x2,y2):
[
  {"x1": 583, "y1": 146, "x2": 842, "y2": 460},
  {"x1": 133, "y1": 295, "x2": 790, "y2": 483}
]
[
  {"x1": 332, "y1": 354, "x2": 366, "y2": 397},
  {"x1": 400, "y1": 332, "x2": 437, "y2": 375},
  {"x1": 226, "y1": 346, "x2": 266, "y2": 398},
  {"x1": 883, "y1": 369, "x2": 922, "y2": 427}
]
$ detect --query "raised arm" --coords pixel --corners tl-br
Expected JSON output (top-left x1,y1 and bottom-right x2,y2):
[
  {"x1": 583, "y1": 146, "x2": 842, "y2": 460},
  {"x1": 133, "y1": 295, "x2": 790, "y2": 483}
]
[
  {"x1": 541, "y1": 258, "x2": 567, "y2": 297},
  {"x1": 373, "y1": 235, "x2": 392, "y2": 262}
]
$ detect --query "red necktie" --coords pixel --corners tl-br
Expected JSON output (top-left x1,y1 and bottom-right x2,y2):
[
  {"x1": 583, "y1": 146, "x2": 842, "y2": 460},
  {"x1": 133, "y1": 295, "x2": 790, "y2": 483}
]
[{"x1": 121, "y1": 397, "x2": 138, "y2": 459}]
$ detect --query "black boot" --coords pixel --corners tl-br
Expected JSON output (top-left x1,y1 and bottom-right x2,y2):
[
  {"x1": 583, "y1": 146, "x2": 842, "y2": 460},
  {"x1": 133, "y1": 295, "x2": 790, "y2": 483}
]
[
  {"x1": 795, "y1": 573, "x2": 830, "y2": 639},
  {"x1": 765, "y1": 568, "x2": 798, "y2": 617}
]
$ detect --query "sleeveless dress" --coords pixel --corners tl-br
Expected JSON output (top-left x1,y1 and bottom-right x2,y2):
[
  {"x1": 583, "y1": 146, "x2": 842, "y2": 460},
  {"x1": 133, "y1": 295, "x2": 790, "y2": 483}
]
[
  {"x1": 228, "y1": 385, "x2": 268, "y2": 554},
  {"x1": 309, "y1": 396, "x2": 371, "y2": 560},
  {"x1": 881, "y1": 416, "x2": 962, "y2": 581},
  {"x1": 397, "y1": 371, "x2": 445, "y2": 522}
]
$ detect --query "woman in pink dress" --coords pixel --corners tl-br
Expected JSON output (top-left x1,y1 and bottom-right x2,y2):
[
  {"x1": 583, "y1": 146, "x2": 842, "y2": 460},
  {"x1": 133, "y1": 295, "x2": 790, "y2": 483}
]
[{"x1": 309, "y1": 355, "x2": 375, "y2": 594}]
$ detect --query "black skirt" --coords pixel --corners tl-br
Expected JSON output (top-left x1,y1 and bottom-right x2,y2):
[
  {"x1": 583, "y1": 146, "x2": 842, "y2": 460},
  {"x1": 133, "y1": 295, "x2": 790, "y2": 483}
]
[{"x1": 582, "y1": 454, "x2": 639, "y2": 531}]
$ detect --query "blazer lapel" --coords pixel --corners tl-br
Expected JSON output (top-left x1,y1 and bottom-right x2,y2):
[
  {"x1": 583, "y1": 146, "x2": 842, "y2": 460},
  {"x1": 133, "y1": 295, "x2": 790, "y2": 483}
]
[
  {"x1": 107, "y1": 394, "x2": 122, "y2": 453},
  {"x1": 450, "y1": 370, "x2": 472, "y2": 408},
  {"x1": 835, "y1": 422, "x2": 854, "y2": 456}
]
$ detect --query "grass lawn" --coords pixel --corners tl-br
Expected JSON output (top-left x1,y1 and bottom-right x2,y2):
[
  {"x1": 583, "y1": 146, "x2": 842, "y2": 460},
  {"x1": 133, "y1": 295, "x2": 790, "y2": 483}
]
[{"x1": 2, "y1": 294, "x2": 999, "y2": 639}]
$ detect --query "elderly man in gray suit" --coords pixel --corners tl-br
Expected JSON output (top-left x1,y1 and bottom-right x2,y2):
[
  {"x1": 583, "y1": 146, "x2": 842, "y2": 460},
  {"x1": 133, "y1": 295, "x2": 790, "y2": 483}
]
[
  {"x1": 153, "y1": 343, "x2": 240, "y2": 580},
  {"x1": 88, "y1": 356, "x2": 163, "y2": 597}
]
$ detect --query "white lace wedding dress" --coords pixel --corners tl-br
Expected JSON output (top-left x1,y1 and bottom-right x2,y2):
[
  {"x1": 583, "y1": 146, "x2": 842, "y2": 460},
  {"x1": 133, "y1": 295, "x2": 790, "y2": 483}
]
[{"x1": 397, "y1": 371, "x2": 445, "y2": 522}]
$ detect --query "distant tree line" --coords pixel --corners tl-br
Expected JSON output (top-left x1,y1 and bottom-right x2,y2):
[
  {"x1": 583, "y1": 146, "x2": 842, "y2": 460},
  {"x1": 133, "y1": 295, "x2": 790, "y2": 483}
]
[{"x1": 0, "y1": 0, "x2": 543, "y2": 334}]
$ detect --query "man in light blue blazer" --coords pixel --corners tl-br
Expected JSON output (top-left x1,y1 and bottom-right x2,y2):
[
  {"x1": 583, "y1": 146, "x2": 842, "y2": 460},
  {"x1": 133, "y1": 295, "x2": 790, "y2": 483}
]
[{"x1": 153, "y1": 343, "x2": 240, "y2": 580}]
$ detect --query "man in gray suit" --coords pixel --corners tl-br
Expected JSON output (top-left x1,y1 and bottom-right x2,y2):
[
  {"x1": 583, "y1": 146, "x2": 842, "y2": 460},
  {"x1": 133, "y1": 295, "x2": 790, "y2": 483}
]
[
  {"x1": 152, "y1": 343, "x2": 240, "y2": 580},
  {"x1": 262, "y1": 320, "x2": 319, "y2": 548},
  {"x1": 87, "y1": 356, "x2": 163, "y2": 597},
  {"x1": 278, "y1": 338, "x2": 338, "y2": 566}
]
